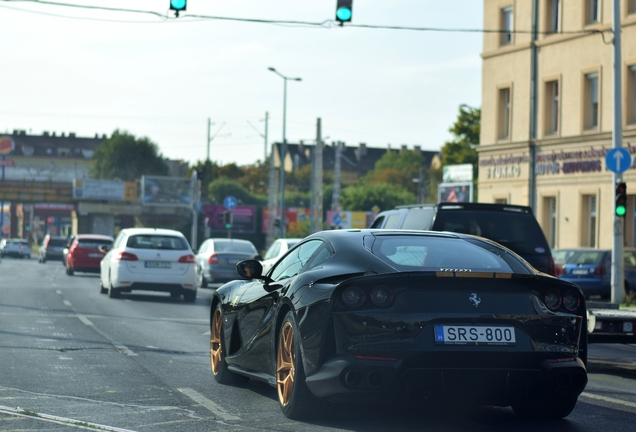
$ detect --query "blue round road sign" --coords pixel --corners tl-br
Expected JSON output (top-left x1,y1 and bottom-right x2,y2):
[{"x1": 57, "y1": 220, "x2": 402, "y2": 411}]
[
  {"x1": 605, "y1": 148, "x2": 632, "y2": 173},
  {"x1": 223, "y1": 195, "x2": 237, "y2": 210},
  {"x1": 333, "y1": 214, "x2": 342, "y2": 225}
]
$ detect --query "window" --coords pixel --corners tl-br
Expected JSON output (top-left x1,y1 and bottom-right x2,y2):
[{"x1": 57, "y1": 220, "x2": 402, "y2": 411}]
[
  {"x1": 586, "y1": 0, "x2": 600, "y2": 24},
  {"x1": 628, "y1": 65, "x2": 636, "y2": 125},
  {"x1": 501, "y1": 6, "x2": 513, "y2": 45},
  {"x1": 545, "y1": 80, "x2": 560, "y2": 135},
  {"x1": 629, "y1": 0, "x2": 636, "y2": 14},
  {"x1": 547, "y1": 0, "x2": 561, "y2": 33},
  {"x1": 581, "y1": 195, "x2": 597, "y2": 247},
  {"x1": 585, "y1": 73, "x2": 599, "y2": 130},
  {"x1": 270, "y1": 240, "x2": 322, "y2": 281},
  {"x1": 498, "y1": 87, "x2": 512, "y2": 140}
]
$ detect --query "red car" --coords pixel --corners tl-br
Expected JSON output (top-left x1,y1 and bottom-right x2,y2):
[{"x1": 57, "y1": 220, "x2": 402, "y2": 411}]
[{"x1": 65, "y1": 234, "x2": 114, "y2": 276}]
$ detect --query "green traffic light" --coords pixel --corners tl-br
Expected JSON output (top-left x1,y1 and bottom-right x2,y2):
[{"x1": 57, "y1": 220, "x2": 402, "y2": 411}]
[
  {"x1": 616, "y1": 206, "x2": 627, "y2": 217},
  {"x1": 170, "y1": 0, "x2": 186, "y2": 10},
  {"x1": 225, "y1": 224, "x2": 232, "y2": 229},
  {"x1": 336, "y1": 7, "x2": 352, "y2": 21}
]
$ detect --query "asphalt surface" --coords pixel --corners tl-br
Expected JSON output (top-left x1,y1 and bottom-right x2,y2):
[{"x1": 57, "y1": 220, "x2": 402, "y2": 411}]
[{"x1": 1, "y1": 256, "x2": 636, "y2": 431}]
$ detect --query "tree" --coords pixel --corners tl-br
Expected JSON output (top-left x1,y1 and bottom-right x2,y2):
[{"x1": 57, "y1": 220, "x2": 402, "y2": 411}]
[
  {"x1": 92, "y1": 130, "x2": 169, "y2": 181},
  {"x1": 441, "y1": 105, "x2": 480, "y2": 172},
  {"x1": 341, "y1": 183, "x2": 416, "y2": 211},
  {"x1": 208, "y1": 178, "x2": 266, "y2": 206},
  {"x1": 364, "y1": 150, "x2": 425, "y2": 195}
]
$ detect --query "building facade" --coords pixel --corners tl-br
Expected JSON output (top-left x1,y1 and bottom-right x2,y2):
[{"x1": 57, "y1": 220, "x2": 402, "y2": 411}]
[{"x1": 480, "y1": 0, "x2": 636, "y2": 249}]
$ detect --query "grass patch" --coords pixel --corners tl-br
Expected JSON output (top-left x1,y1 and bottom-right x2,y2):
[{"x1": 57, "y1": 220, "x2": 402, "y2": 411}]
[
  {"x1": 18, "y1": 408, "x2": 38, "y2": 417},
  {"x1": 622, "y1": 290, "x2": 636, "y2": 307}
]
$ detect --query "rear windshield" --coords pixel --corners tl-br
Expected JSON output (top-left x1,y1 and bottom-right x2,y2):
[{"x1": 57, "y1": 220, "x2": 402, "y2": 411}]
[
  {"x1": 77, "y1": 239, "x2": 113, "y2": 249},
  {"x1": 213, "y1": 240, "x2": 256, "y2": 253},
  {"x1": 126, "y1": 235, "x2": 189, "y2": 250},
  {"x1": 370, "y1": 235, "x2": 530, "y2": 274},
  {"x1": 432, "y1": 210, "x2": 550, "y2": 255},
  {"x1": 48, "y1": 238, "x2": 67, "y2": 247},
  {"x1": 566, "y1": 250, "x2": 606, "y2": 265},
  {"x1": 7, "y1": 240, "x2": 28, "y2": 245}
]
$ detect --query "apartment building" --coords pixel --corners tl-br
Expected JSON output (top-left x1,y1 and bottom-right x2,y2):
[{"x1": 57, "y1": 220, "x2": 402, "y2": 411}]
[{"x1": 480, "y1": 0, "x2": 636, "y2": 249}]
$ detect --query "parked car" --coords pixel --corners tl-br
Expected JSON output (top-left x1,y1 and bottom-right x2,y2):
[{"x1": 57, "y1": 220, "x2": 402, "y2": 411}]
[
  {"x1": 65, "y1": 234, "x2": 114, "y2": 275},
  {"x1": 38, "y1": 235, "x2": 67, "y2": 263},
  {"x1": 556, "y1": 247, "x2": 636, "y2": 299},
  {"x1": 209, "y1": 229, "x2": 587, "y2": 420},
  {"x1": 0, "y1": 238, "x2": 31, "y2": 259},
  {"x1": 99, "y1": 228, "x2": 197, "y2": 301},
  {"x1": 195, "y1": 238, "x2": 260, "y2": 287},
  {"x1": 369, "y1": 203, "x2": 555, "y2": 275},
  {"x1": 259, "y1": 238, "x2": 302, "y2": 274},
  {"x1": 552, "y1": 248, "x2": 580, "y2": 271}
]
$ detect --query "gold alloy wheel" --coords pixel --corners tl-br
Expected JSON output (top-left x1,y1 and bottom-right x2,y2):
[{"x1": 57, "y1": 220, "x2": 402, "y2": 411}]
[
  {"x1": 210, "y1": 308, "x2": 223, "y2": 375},
  {"x1": 277, "y1": 321, "x2": 295, "y2": 406}
]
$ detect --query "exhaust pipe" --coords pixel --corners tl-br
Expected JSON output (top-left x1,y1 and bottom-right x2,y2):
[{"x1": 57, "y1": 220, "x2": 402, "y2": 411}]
[
  {"x1": 366, "y1": 370, "x2": 384, "y2": 388},
  {"x1": 344, "y1": 370, "x2": 362, "y2": 387}
]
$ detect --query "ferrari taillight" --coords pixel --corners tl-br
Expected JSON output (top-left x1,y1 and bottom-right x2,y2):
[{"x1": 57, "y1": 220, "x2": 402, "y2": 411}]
[
  {"x1": 543, "y1": 287, "x2": 583, "y2": 313},
  {"x1": 179, "y1": 255, "x2": 195, "y2": 264},
  {"x1": 115, "y1": 251, "x2": 138, "y2": 261},
  {"x1": 208, "y1": 254, "x2": 219, "y2": 264},
  {"x1": 340, "y1": 284, "x2": 395, "y2": 309}
]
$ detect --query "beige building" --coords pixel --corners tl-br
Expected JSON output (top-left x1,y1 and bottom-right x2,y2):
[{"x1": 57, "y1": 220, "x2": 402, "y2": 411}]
[{"x1": 480, "y1": 0, "x2": 636, "y2": 249}]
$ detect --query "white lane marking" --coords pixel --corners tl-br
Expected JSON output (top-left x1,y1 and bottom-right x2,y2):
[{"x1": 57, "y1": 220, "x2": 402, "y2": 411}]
[
  {"x1": 77, "y1": 315, "x2": 94, "y2": 326},
  {"x1": 56, "y1": 290, "x2": 62, "y2": 295},
  {"x1": 63, "y1": 300, "x2": 72, "y2": 307},
  {"x1": 0, "y1": 404, "x2": 138, "y2": 431},
  {"x1": 178, "y1": 388, "x2": 240, "y2": 421},
  {"x1": 581, "y1": 392, "x2": 636, "y2": 409}
]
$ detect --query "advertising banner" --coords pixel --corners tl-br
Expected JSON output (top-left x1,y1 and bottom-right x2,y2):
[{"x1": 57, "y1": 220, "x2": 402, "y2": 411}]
[
  {"x1": 443, "y1": 164, "x2": 473, "y2": 182},
  {"x1": 203, "y1": 205, "x2": 256, "y2": 233},
  {"x1": 326, "y1": 210, "x2": 375, "y2": 229},
  {"x1": 438, "y1": 182, "x2": 473, "y2": 203},
  {"x1": 261, "y1": 207, "x2": 310, "y2": 237},
  {"x1": 142, "y1": 176, "x2": 194, "y2": 207},
  {"x1": 73, "y1": 179, "x2": 129, "y2": 201}
]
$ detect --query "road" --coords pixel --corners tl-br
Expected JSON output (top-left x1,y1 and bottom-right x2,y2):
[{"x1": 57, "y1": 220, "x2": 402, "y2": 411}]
[{"x1": 1, "y1": 257, "x2": 636, "y2": 431}]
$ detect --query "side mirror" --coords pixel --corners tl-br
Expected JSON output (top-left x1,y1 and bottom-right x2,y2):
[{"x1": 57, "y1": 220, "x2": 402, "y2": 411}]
[{"x1": 236, "y1": 259, "x2": 272, "y2": 283}]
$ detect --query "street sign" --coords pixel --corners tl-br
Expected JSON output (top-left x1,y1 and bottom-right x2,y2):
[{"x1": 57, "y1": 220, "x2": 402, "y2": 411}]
[
  {"x1": 605, "y1": 148, "x2": 632, "y2": 173},
  {"x1": 333, "y1": 214, "x2": 342, "y2": 225},
  {"x1": 0, "y1": 136, "x2": 15, "y2": 156},
  {"x1": 0, "y1": 159, "x2": 14, "y2": 166},
  {"x1": 223, "y1": 195, "x2": 237, "y2": 210}
]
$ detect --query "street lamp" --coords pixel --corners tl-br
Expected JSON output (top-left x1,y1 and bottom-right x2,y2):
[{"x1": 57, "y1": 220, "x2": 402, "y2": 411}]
[{"x1": 268, "y1": 67, "x2": 302, "y2": 238}]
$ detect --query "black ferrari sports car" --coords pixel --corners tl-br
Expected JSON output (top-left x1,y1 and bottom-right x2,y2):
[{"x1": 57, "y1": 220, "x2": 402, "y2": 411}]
[{"x1": 209, "y1": 229, "x2": 587, "y2": 420}]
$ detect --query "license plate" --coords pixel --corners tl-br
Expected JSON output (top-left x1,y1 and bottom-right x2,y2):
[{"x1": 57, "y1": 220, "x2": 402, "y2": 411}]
[
  {"x1": 572, "y1": 269, "x2": 588, "y2": 275},
  {"x1": 434, "y1": 325, "x2": 516, "y2": 346},
  {"x1": 88, "y1": 253, "x2": 103, "y2": 258},
  {"x1": 145, "y1": 261, "x2": 171, "y2": 269}
]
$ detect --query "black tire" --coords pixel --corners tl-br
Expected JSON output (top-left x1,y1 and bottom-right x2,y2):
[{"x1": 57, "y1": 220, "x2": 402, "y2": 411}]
[
  {"x1": 277, "y1": 311, "x2": 325, "y2": 420},
  {"x1": 210, "y1": 305, "x2": 249, "y2": 385},
  {"x1": 200, "y1": 273, "x2": 208, "y2": 288},
  {"x1": 512, "y1": 396, "x2": 578, "y2": 419},
  {"x1": 100, "y1": 282, "x2": 107, "y2": 294},
  {"x1": 170, "y1": 291, "x2": 182, "y2": 299},
  {"x1": 66, "y1": 266, "x2": 74, "y2": 276},
  {"x1": 183, "y1": 290, "x2": 197, "y2": 303},
  {"x1": 108, "y1": 281, "x2": 121, "y2": 299}
]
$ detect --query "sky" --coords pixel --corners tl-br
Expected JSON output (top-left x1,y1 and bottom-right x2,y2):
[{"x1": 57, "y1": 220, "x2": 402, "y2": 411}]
[{"x1": 0, "y1": 0, "x2": 483, "y2": 167}]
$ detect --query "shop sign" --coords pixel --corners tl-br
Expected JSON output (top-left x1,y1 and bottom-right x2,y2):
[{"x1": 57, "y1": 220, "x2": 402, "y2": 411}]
[
  {"x1": 535, "y1": 147, "x2": 606, "y2": 176},
  {"x1": 479, "y1": 154, "x2": 527, "y2": 179},
  {"x1": 73, "y1": 179, "x2": 130, "y2": 201}
]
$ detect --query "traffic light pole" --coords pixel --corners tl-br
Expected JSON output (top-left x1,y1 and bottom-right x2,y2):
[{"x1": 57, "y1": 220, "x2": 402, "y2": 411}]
[{"x1": 611, "y1": 0, "x2": 625, "y2": 304}]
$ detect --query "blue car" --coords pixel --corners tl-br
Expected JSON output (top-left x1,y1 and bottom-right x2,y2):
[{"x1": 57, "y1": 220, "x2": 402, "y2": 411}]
[{"x1": 557, "y1": 247, "x2": 636, "y2": 299}]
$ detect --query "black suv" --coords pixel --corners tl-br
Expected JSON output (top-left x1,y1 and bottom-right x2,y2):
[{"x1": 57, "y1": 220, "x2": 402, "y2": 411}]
[{"x1": 369, "y1": 203, "x2": 555, "y2": 275}]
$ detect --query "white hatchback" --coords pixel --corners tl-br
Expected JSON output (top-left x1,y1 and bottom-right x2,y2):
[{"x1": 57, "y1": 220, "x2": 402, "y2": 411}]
[{"x1": 99, "y1": 228, "x2": 198, "y2": 301}]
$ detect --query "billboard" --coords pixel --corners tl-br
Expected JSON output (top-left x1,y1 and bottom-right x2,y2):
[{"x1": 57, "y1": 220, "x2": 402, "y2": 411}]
[
  {"x1": 438, "y1": 182, "x2": 473, "y2": 203},
  {"x1": 443, "y1": 164, "x2": 473, "y2": 182},
  {"x1": 203, "y1": 205, "x2": 257, "y2": 233},
  {"x1": 73, "y1": 179, "x2": 137, "y2": 201},
  {"x1": 262, "y1": 207, "x2": 310, "y2": 236},
  {"x1": 142, "y1": 176, "x2": 194, "y2": 207}
]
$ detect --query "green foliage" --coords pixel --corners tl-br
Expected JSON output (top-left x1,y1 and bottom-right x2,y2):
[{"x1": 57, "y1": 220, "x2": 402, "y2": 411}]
[
  {"x1": 283, "y1": 190, "x2": 311, "y2": 207},
  {"x1": 365, "y1": 151, "x2": 425, "y2": 195},
  {"x1": 208, "y1": 178, "x2": 266, "y2": 206},
  {"x1": 441, "y1": 105, "x2": 480, "y2": 176},
  {"x1": 341, "y1": 183, "x2": 416, "y2": 211},
  {"x1": 91, "y1": 130, "x2": 169, "y2": 181}
]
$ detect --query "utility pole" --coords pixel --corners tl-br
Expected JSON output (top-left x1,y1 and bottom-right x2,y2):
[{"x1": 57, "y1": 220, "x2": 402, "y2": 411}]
[
  {"x1": 611, "y1": 0, "x2": 625, "y2": 304},
  {"x1": 310, "y1": 118, "x2": 324, "y2": 234},
  {"x1": 266, "y1": 143, "x2": 279, "y2": 248},
  {"x1": 264, "y1": 111, "x2": 269, "y2": 162},
  {"x1": 206, "y1": 119, "x2": 226, "y2": 162},
  {"x1": 191, "y1": 170, "x2": 198, "y2": 251},
  {"x1": 332, "y1": 141, "x2": 342, "y2": 214}
]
